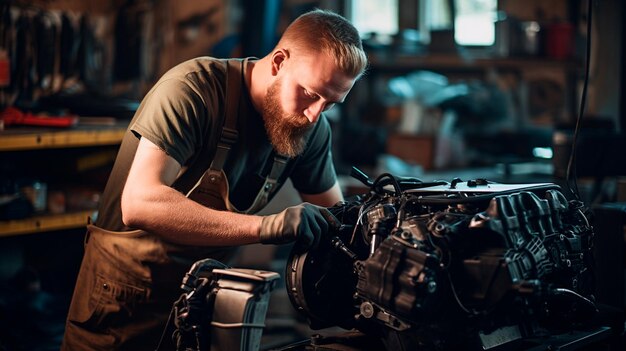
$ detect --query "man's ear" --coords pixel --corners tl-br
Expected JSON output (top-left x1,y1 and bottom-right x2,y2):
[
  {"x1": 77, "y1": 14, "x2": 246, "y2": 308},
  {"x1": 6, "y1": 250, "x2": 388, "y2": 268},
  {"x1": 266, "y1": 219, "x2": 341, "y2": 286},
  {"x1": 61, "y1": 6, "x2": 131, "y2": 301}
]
[{"x1": 270, "y1": 49, "x2": 289, "y2": 76}]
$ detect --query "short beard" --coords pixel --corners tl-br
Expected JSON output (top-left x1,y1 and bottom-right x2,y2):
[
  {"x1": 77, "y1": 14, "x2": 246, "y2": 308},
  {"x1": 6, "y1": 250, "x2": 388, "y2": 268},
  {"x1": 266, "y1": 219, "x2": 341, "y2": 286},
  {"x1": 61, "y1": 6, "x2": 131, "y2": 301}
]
[{"x1": 261, "y1": 79, "x2": 312, "y2": 157}]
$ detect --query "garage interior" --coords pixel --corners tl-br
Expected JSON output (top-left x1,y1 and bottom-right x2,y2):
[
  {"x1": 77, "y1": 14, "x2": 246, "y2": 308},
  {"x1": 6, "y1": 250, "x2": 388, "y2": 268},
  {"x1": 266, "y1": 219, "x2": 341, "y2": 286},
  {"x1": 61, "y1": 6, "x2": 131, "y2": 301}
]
[{"x1": 0, "y1": 0, "x2": 625, "y2": 350}]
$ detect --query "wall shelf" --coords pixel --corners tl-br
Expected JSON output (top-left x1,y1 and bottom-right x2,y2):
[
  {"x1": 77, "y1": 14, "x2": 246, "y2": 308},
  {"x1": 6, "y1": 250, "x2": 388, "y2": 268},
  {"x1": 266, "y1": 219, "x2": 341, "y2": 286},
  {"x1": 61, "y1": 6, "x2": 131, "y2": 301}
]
[
  {"x1": 0, "y1": 121, "x2": 127, "y2": 237},
  {"x1": 367, "y1": 53, "x2": 581, "y2": 72},
  {"x1": 0, "y1": 210, "x2": 97, "y2": 237},
  {"x1": 0, "y1": 121, "x2": 128, "y2": 151}
]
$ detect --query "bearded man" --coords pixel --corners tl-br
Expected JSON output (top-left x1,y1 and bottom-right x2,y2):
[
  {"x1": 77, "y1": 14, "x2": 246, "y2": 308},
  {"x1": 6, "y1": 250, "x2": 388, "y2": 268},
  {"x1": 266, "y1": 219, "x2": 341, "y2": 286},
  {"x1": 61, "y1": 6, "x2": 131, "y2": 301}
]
[{"x1": 61, "y1": 8, "x2": 368, "y2": 351}]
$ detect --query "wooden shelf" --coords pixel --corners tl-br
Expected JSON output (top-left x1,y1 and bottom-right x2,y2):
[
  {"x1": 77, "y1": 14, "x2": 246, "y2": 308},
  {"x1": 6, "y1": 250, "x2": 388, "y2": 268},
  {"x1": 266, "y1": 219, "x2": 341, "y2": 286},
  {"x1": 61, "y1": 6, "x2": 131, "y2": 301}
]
[
  {"x1": 0, "y1": 120, "x2": 125, "y2": 237},
  {"x1": 0, "y1": 210, "x2": 97, "y2": 237},
  {"x1": 0, "y1": 121, "x2": 128, "y2": 151},
  {"x1": 367, "y1": 53, "x2": 581, "y2": 71}
]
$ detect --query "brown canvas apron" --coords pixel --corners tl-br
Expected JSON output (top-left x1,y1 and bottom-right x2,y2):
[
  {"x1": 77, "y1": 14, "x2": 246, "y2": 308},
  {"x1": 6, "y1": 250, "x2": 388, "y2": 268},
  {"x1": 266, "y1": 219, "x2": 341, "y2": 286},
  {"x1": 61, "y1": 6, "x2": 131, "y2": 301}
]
[{"x1": 61, "y1": 59, "x2": 288, "y2": 351}]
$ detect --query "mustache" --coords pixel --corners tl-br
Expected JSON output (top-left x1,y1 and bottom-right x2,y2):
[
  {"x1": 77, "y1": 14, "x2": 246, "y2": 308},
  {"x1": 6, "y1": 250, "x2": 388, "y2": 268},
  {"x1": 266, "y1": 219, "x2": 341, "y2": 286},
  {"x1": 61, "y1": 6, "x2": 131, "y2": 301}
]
[{"x1": 285, "y1": 113, "x2": 311, "y2": 129}]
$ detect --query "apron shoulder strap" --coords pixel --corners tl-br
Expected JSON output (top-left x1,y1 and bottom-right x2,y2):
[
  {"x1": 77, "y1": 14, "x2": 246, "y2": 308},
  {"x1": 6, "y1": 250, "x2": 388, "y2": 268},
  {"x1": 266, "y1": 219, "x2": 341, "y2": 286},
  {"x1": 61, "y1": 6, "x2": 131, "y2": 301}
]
[
  {"x1": 209, "y1": 59, "x2": 243, "y2": 173},
  {"x1": 239, "y1": 153, "x2": 290, "y2": 214},
  {"x1": 185, "y1": 59, "x2": 243, "y2": 198}
]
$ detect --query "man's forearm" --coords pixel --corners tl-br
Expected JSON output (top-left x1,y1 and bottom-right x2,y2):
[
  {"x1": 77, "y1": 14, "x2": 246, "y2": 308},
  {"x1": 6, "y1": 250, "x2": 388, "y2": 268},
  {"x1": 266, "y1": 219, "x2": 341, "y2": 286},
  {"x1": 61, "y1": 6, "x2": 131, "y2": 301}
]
[{"x1": 121, "y1": 184, "x2": 262, "y2": 246}]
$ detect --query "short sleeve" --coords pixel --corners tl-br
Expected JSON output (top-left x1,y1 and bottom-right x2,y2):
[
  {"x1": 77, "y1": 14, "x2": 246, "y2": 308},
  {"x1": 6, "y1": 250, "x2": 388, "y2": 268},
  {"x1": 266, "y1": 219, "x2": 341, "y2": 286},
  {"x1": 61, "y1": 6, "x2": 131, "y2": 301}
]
[
  {"x1": 130, "y1": 78, "x2": 209, "y2": 166},
  {"x1": 290, "y1": 115, "x2": 338, "y2": 194}
]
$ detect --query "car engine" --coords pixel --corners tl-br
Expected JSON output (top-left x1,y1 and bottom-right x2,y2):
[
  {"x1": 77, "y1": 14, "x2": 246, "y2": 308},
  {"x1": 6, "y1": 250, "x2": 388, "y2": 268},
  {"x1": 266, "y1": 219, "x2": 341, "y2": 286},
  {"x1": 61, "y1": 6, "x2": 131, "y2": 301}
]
[{"x1": 285, "y1": 168, "x2": 597, "y2": 350}]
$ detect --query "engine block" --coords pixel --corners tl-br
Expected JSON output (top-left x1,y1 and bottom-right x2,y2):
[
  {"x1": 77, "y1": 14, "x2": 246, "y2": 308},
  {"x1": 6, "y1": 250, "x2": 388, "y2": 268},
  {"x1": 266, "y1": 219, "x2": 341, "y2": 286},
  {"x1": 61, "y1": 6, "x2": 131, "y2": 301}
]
[{"x1": 285, "y1": 171, "x2": 597, "y2": 350}]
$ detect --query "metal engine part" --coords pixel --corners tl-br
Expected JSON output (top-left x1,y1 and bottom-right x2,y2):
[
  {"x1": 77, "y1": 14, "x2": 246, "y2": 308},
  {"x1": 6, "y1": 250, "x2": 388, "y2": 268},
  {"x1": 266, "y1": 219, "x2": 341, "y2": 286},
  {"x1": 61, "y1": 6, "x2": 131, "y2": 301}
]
[{"x1": 285, "y1": 171, "x2": 597, "y2": 350}]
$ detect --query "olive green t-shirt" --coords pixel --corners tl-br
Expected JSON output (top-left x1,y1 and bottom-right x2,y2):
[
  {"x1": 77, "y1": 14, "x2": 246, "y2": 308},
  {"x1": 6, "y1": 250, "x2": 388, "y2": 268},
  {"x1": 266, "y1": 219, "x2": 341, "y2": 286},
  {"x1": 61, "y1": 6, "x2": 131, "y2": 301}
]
[{"x1": 96, "y1": 57, "x2": 337, "y2": 231}]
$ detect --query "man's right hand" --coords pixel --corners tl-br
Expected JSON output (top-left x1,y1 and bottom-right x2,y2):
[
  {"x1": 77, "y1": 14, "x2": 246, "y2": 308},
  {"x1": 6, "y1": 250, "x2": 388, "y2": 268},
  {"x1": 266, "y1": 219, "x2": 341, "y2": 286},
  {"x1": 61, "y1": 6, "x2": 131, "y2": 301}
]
[{"x1": 259, "y1": 203, "x2": 333, "y2": 249}]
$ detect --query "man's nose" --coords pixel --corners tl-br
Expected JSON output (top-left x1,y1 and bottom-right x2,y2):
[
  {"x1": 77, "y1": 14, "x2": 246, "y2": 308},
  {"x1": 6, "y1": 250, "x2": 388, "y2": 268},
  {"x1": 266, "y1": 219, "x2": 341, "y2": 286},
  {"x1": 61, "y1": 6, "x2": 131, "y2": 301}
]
[{"x1": 304, "y1": 101, "x2": 324, "y2": 123}]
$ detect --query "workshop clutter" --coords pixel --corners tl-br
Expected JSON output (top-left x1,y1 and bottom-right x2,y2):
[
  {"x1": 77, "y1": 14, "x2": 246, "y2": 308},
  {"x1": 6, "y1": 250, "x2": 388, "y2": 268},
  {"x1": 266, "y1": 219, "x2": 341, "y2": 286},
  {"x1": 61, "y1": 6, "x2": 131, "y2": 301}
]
[
  {"x1": 377, "y1": 70, "x2": 508, "y2": 170},
  {"x1": 0, "y1": 174, "x2": 101, "y2": 221},
  {"x1": 0, "y1": 0, "x2": 237, "y2": 116},
  {"x1": 492, "y1": 8, "x2": 577, "y2": 60},
  {"x1": 0, "y1": 3, "x2": 103, "y2": 110},
  {"x1": 0, "y1": 106, "x2": 78, "y2": 129},
  {"x1": 0, "y1": 0, "x2": 173, "y2": 115}
]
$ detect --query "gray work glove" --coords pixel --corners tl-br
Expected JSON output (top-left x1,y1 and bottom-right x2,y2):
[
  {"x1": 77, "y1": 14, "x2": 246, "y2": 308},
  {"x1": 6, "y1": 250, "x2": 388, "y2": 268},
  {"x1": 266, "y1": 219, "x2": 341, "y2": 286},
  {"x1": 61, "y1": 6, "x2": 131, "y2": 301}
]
[{"x1": 260, "y1": 203, "x2": 337, "y2": 249}]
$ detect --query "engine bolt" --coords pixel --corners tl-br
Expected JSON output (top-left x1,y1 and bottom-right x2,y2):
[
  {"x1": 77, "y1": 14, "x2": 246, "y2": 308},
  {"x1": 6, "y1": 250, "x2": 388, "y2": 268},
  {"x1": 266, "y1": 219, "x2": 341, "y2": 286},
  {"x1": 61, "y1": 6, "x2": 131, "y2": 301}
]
[
  {"x1": 311, "y1": 334, "x2": 322, "y2": 345},
  {"x1": 360, "y1": 302, "x2": 375, "y2": 318},
  {"x1": 427, "y1": 281, "x2": 437, "y2": 293}
]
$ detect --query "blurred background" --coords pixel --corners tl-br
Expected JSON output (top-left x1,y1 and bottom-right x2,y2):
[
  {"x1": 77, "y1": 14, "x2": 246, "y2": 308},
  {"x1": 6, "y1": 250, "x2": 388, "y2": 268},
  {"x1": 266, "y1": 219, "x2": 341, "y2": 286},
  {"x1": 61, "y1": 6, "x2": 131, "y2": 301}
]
[{"x1": 0, "y1": 0, "x2": 624, "y2": 350}]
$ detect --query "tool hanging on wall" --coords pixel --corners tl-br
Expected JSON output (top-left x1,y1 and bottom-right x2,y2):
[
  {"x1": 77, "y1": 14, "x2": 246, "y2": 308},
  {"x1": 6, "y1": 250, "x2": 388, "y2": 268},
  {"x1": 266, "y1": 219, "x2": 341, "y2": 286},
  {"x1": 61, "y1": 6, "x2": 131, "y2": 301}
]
[
  {"x1": 0, "y1": 106, "x2": 78, "y2": 128},
  {"x1": 0, "y1": 2, "x2": 111, "y2": 110},
  {"x1": 0, "y1": 3, "x2": 11, "y2": 87},
  {"x1": 0, "y1": 3, "x2": 13, "y2": 108}
]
